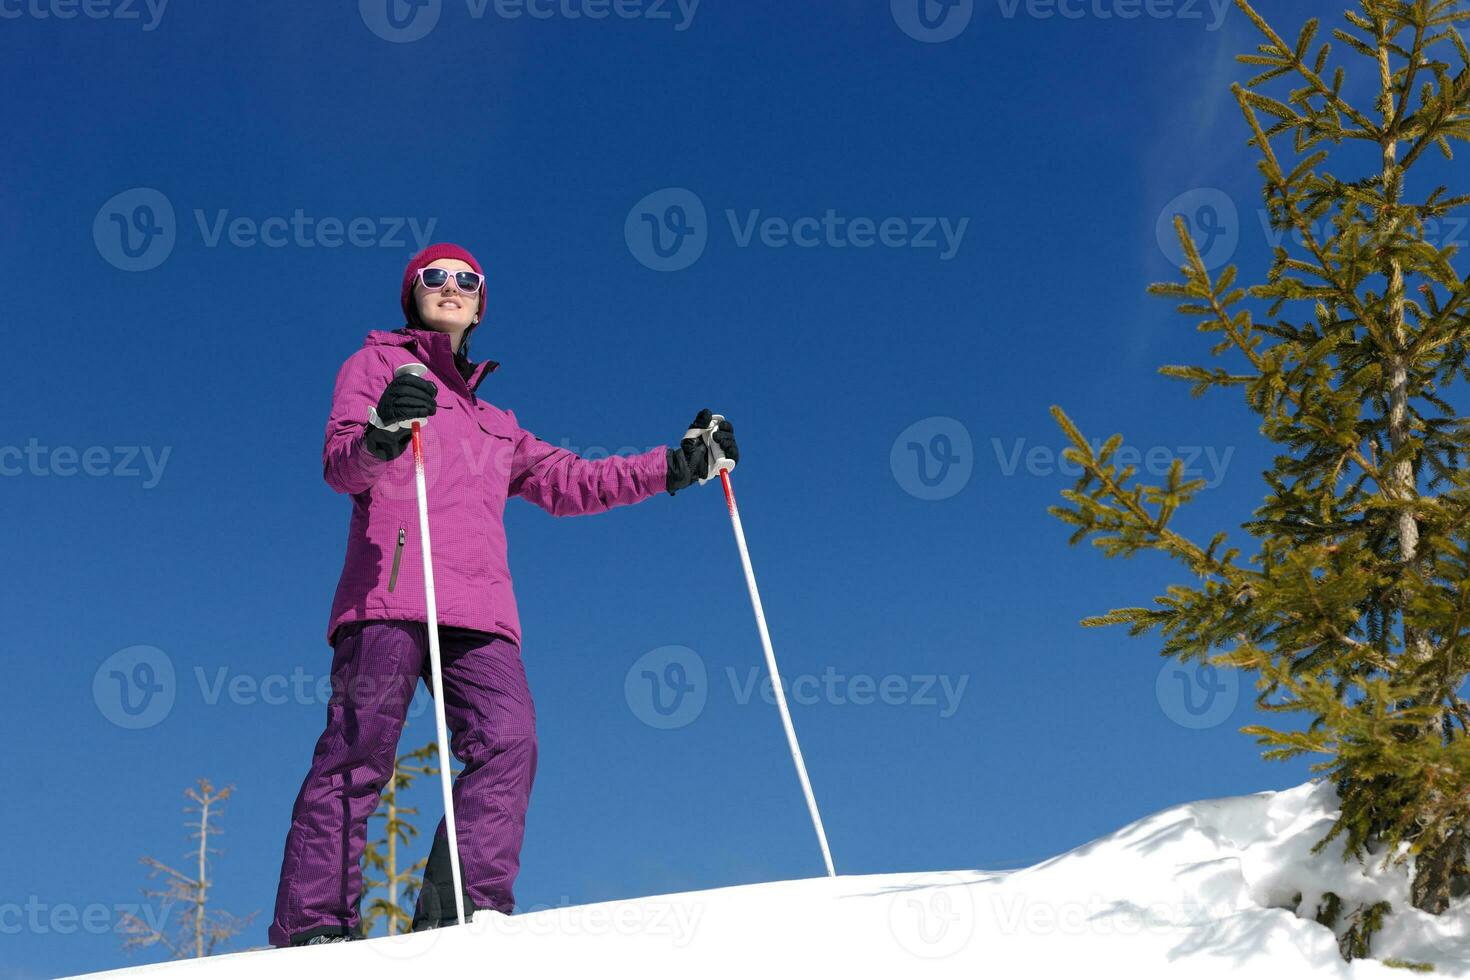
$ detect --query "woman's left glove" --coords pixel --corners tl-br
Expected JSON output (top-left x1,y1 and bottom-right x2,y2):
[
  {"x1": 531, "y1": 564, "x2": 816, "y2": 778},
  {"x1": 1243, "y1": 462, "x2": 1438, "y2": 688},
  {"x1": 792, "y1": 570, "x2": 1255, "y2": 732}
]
[{"x1": 667, "y1": 409, "x2": 739, "y2": 495}]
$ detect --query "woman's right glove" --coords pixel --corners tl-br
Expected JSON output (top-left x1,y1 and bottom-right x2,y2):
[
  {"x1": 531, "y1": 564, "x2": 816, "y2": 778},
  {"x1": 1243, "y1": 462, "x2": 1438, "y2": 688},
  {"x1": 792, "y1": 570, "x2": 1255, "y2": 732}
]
[
  {"x1": 667, "y1": 409, "x2": 738, "y2": 495},
  {"x1": 364, "y1": 373, "x2": 439, "y2": 461}
]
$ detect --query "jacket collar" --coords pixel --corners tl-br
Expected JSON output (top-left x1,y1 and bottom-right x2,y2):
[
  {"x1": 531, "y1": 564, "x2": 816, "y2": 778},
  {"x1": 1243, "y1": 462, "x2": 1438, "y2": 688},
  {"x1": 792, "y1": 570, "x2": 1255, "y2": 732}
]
[{"x1": 365, "y1": 328, "x2": 500, "y2": 395}]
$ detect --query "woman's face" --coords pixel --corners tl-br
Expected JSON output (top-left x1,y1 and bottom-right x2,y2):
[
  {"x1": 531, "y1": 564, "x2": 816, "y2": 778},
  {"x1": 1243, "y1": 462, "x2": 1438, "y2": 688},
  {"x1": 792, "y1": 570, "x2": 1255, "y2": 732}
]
[{"x1": 413, "y1": 259, "x2": 481, "y2": 336}]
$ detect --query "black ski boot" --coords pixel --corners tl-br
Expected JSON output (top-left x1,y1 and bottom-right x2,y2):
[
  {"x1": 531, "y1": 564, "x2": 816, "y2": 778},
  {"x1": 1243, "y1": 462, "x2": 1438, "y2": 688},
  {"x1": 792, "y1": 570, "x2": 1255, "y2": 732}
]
[{"x1": 412, "y1": 829, "x2": 482, "y2": 931}]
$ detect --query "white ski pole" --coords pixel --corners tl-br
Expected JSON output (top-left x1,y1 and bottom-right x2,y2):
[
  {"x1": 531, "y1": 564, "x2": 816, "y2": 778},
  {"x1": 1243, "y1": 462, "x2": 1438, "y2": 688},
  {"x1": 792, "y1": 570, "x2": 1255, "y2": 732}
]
[
  {"x1": 396, "y1": 362, "x2": 467, "y2": 927},
  {"x1": 698, "y1": 415, "x2": 836, "y2": 878}
]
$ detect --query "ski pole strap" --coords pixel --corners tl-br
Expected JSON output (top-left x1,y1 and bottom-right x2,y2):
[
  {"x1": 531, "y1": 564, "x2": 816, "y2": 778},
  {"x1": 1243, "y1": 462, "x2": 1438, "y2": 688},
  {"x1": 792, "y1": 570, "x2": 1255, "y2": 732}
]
[
  {"x1": 682, "y1": 413, "x2": 736, "y2": 486},
  {"x1": 368, "y1": 406, "x2": 423, "y2": 433}
]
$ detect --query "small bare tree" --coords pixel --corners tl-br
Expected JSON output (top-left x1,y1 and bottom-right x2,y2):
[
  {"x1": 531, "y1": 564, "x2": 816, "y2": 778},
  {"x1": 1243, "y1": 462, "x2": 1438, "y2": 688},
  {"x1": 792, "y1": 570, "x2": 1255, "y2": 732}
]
[{"x1": 119, "y1": 778, "x2": 256, "y2": 958}]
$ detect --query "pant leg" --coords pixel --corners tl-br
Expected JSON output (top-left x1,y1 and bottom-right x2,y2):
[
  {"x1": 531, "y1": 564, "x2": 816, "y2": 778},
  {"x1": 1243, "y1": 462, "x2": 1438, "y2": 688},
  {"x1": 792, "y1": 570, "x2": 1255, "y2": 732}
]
[
  {"x1": 267, "y1": 621, "x2": 426, "y2": 947},
  {"x1": 412, "y1": 629, "x2": 537, "y2": 927}
]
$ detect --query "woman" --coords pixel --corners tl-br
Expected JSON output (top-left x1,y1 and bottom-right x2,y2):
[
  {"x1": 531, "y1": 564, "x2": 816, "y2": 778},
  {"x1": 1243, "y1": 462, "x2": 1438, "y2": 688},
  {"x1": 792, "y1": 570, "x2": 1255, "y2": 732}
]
[{"x1": 267, "y1": 243, "x2": 738, "y2": 947}]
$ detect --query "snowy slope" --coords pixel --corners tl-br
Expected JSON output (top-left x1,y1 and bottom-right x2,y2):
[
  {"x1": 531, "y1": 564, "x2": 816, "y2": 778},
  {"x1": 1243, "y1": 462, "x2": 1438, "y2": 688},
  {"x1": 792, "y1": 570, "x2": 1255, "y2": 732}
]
[{"x1": 76, "y1": 781, "x2": 1469, "y2": 979}]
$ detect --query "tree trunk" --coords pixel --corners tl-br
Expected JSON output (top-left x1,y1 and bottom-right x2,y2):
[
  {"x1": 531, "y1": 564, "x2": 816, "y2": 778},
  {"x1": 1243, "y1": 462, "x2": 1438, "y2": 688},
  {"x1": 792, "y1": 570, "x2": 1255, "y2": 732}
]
[
  {"x1": 194, "y1": 792, "x2": 211, "y2": 958},
  {"x1": 387, "y1": 761, "x2": 399, "y2": 936}
]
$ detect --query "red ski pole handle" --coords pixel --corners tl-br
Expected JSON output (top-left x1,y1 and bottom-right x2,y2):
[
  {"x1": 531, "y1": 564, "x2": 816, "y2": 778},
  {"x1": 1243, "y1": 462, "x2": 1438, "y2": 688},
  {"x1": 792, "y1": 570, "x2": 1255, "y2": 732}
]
[{"x1": 393, "y1": 363, "x2": 431, "y2": 469}]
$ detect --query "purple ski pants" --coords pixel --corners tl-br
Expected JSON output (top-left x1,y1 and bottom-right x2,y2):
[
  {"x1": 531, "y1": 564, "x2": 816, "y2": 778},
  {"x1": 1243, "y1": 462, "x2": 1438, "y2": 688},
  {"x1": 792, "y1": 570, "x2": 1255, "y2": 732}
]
[{"x1": 268, "y1": 620, "x2": 537, "y2": 947}]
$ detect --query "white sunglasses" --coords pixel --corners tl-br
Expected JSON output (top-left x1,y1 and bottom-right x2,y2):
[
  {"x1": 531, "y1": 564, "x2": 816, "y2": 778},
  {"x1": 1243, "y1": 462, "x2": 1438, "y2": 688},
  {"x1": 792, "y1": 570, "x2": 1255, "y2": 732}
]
[{"x1": 415, "y1": 266, "x2": 485, "y2": 294}]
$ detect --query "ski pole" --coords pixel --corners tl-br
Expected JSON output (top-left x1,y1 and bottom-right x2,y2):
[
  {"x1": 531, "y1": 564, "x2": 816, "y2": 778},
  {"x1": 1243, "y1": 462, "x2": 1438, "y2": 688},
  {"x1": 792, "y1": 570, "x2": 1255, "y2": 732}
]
[
  {"x1": 700, "y1": 415, "x2": 836, "y2": 878},
  {"x1": 397, "y1": 362, "x2": 468, "y2": 927}
]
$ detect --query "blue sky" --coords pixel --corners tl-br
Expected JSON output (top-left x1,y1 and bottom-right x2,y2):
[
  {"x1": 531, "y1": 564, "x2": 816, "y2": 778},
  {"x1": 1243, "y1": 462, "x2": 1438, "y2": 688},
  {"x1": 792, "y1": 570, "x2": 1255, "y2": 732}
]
[{"x1": 3, "y1": 0, "x2": 1464, "y2": 976}]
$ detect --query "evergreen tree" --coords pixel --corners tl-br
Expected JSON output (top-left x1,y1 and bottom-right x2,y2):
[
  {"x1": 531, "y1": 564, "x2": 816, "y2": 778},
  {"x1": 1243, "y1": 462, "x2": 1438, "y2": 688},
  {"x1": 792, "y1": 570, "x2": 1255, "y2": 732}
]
[
  {"x1": 1049, "y1": 0, "x2": 1470, "y2": 946},
  {"x1": 361, "y1": 741, "x2": 440, "y2": 936}
]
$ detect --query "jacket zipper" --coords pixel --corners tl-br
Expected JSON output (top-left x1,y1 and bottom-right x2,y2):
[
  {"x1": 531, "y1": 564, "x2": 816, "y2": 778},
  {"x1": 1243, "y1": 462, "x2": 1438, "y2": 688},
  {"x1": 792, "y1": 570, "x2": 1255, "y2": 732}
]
[{"x1": 388, "y1": 527, "x2": 406, "y2": 592}]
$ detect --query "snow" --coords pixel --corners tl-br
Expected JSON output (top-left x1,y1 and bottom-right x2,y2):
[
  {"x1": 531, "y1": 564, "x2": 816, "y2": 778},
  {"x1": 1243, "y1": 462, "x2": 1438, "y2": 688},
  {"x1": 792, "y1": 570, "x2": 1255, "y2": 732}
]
[{"x1": 73, "y1": 780, "x2": 1468, "y2": 979}]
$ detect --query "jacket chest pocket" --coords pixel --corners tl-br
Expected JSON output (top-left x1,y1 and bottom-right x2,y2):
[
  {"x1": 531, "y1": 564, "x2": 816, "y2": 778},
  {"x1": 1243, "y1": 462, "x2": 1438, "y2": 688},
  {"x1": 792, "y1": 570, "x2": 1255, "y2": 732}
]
[{"x1": 458, "y1": 403, "x2": 516, "y2": 490}]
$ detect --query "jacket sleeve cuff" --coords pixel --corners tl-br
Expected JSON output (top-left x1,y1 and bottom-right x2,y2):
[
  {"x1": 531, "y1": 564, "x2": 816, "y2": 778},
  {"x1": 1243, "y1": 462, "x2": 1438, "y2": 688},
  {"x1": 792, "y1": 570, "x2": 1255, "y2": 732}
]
[{"x1": 643, "y1": 445, "x2": 672, "y2": 498}]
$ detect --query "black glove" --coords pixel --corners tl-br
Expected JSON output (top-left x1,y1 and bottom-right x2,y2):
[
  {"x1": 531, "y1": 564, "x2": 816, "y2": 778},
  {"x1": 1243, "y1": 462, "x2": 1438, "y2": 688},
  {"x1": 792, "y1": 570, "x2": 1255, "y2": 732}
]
[
  {"x1": 364, "y1": 374, "x2": 439, "y2": 461},
  {"x1": 667, "y1": 409, "x2": 739, "y2": 495}
]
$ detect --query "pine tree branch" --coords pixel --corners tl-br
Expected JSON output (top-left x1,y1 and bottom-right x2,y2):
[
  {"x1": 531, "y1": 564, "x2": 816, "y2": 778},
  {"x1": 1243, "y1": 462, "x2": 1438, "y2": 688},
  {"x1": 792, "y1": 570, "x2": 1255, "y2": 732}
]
[{"x1": 1234, "y1": 0, "x2": 1381, "y2": 135}]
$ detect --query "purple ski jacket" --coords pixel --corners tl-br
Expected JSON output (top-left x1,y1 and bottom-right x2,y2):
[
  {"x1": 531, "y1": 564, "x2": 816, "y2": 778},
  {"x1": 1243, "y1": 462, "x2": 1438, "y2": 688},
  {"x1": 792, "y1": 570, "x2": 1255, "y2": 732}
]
[{"x1": 323, "y1": 327, "x2": 668, "y2": 647}]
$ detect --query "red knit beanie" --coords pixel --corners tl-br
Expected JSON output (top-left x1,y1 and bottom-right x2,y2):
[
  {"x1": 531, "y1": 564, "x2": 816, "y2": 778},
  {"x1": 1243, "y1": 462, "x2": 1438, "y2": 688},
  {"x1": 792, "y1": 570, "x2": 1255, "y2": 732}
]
[{"x1": 401, "y1": 242, "x2": 487, "y2": 326}]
